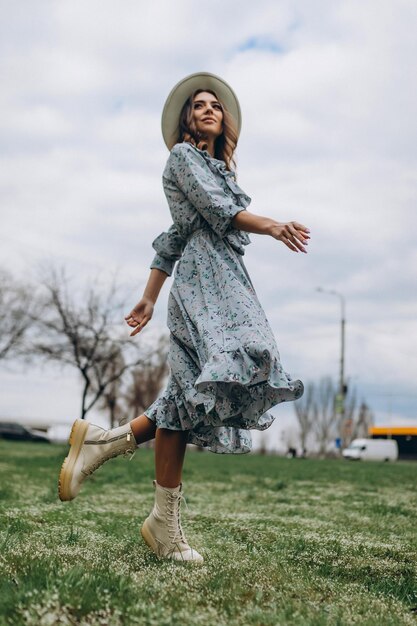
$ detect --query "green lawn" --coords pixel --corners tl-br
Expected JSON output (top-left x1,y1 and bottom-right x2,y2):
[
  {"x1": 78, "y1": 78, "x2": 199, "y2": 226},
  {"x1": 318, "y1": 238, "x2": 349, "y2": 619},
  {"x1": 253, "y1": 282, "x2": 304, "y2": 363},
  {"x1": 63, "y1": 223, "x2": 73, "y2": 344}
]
[{"x1": 0, "y1": 440, "x2": 416, "y2": 626}]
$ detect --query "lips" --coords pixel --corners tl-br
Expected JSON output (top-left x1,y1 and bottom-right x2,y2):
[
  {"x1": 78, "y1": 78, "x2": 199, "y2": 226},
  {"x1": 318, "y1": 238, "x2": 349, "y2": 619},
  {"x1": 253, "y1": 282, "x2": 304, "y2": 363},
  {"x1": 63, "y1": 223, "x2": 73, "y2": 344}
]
[{"x1": 202, "y1": 117, "x2": 216, "y2": 122}]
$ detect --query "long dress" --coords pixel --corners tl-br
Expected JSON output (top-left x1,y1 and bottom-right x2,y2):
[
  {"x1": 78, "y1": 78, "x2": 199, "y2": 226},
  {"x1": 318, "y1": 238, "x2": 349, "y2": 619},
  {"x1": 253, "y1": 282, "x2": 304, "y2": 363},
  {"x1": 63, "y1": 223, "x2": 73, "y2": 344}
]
[{"x1": 143, "y1": 142, "x2": 303, "y2": 453}]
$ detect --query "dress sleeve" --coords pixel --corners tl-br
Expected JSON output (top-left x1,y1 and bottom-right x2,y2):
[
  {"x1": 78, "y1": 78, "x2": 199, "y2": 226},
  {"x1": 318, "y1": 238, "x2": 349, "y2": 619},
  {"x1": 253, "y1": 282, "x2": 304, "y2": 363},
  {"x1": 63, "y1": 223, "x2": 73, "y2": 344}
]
[
  {"x1": 150, "y1": 223, "x2": 186, "y2": 277},
  {"x1": 167, "y1": 143, "x2": 246, "y2": 238}
]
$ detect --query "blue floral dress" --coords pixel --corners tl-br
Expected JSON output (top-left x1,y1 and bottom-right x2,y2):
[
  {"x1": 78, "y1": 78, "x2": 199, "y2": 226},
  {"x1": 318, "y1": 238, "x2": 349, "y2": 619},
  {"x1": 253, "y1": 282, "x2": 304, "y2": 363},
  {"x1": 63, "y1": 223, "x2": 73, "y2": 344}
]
[{"x1": 144, "y1": 142, "x2": 303, "y2": 453}]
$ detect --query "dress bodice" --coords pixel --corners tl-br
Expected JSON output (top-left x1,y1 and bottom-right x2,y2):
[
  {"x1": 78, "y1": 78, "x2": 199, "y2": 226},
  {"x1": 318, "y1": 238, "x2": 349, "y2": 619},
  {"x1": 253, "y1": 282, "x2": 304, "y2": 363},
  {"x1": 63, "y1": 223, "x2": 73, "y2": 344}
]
[{"x1": 150, "y1": 142, "x2": 251, "y2": 276}]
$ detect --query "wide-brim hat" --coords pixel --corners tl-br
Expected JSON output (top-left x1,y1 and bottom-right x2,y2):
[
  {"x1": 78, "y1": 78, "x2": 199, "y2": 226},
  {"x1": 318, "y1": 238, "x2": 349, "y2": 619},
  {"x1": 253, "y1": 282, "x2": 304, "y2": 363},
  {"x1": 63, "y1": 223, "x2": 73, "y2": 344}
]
[{"x1": 161, "y1": 71, "x2": 242, "y2": 150}]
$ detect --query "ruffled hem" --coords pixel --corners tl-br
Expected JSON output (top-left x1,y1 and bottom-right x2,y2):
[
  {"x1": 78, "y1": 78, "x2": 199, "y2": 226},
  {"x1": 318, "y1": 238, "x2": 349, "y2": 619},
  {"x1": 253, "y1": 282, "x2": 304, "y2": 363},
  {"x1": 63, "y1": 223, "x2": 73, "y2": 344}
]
[{"x1": 144, "y1": 345, "x2": 303, "y2": 453}]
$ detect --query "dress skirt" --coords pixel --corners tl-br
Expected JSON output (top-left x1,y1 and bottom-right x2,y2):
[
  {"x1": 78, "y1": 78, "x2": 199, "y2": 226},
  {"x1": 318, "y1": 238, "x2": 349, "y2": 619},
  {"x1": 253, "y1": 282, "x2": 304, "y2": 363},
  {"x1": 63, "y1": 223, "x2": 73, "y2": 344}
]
[{"x1": 144, "y1": 227, "x2": 303, "y2": 454}]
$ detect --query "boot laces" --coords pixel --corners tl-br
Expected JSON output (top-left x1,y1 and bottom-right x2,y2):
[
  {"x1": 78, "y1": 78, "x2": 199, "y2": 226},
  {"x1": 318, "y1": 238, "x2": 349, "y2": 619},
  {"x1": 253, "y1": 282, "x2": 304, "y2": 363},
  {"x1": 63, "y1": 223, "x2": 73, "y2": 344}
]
[{"x1": 166, "y1": 491, "x2": 189, "y2": 544}]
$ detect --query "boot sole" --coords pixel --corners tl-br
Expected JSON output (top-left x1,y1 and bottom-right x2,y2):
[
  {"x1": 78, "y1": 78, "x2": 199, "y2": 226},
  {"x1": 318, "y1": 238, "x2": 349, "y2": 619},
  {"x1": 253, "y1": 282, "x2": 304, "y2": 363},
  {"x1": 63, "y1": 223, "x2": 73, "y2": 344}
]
[{"x1": 58, "y1": 419, "x2": 89, "y2": 502}]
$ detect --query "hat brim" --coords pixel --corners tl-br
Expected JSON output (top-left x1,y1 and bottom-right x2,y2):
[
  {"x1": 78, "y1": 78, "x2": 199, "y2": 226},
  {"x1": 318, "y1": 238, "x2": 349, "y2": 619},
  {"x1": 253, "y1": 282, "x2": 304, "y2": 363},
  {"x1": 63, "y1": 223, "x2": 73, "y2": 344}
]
[{"x1": 161, "y1": 71, "x2": 241, "y2": 150}]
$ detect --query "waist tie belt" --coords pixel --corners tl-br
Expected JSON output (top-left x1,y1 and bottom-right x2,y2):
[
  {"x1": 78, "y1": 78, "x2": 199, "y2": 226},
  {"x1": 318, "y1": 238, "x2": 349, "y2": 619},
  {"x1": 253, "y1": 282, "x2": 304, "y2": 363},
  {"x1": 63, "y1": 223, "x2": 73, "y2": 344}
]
[
  {"x1": 184, "y1": 226, "x2": 250, "y2": 256},
  {"x1": 185, "y1": 227, "x2": 212, "y2": 244}
]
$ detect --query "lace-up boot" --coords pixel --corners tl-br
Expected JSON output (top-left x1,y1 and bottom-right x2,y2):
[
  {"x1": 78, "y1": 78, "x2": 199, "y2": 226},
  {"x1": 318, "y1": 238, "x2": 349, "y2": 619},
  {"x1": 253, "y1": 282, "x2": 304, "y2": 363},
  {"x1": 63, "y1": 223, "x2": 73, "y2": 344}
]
[
  {"x1": 58, "y1": 419, "x2": 137, "y2": 502},
  {"x1": 141, "y1": 480, "x2": 204, "y2": 563}
]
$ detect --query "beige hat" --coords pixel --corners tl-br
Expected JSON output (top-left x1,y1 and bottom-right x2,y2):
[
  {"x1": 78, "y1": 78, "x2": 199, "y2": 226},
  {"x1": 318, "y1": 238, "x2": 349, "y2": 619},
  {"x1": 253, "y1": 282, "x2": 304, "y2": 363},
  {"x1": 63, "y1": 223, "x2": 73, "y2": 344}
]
[{"x1": 161, "y1": 71, "x2": 242, "y2": 150}]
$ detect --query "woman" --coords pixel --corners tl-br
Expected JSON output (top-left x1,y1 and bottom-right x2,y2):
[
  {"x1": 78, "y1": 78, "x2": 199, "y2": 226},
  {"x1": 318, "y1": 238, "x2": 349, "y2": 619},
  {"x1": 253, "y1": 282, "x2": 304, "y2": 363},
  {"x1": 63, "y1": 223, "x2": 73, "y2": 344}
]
[{"x1": 58, "y1": 72, "x2": 310, "y2": 564}]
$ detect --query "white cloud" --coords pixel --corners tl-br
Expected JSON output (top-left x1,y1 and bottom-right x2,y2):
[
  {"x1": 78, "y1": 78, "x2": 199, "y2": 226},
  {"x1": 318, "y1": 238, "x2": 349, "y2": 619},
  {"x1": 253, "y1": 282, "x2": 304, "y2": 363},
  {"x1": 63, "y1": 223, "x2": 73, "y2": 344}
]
[{"x1": 0, "y1": 0, "x2": 416, "y2": 433}]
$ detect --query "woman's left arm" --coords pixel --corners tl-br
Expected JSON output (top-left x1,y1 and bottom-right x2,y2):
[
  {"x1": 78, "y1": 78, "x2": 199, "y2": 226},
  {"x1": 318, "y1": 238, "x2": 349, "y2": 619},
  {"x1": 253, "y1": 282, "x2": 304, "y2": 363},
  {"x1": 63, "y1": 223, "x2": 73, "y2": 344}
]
[{"x1": 232, "y1": 210, "x2": 310, "y2": 254}]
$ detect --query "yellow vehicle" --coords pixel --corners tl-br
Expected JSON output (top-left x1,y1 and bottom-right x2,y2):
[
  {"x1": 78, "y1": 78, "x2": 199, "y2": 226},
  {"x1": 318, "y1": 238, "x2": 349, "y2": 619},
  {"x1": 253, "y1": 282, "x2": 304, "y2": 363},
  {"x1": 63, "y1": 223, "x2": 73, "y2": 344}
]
[{"x1": 369, "y1": 427, "x2": 417, "y2": 460}]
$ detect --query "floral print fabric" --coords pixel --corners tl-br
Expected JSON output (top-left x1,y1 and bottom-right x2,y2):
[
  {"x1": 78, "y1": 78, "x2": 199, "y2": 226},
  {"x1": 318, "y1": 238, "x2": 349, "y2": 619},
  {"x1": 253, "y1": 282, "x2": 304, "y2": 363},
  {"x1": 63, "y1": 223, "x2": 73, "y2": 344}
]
[{"x1": 144, "y1": 142, "x2": 303, "y2": 453}]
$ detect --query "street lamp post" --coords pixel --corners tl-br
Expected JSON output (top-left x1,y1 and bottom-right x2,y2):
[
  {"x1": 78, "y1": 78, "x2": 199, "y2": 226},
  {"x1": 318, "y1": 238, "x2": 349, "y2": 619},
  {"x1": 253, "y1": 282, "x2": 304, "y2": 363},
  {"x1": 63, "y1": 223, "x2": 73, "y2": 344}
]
[{"x1": 316, "y1": 287, "x2": 347, "y2": 443}]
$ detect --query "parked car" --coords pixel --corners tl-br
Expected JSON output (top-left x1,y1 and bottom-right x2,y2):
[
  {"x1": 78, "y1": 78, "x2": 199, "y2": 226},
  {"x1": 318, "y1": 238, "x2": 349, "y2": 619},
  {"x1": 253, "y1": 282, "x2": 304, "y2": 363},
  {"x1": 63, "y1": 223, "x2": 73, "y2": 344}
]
[
  {"x1": 0, "y1": 422, "x2": 50, "y2": 443},
  {"x1": 343, "y1": 438, "x2": 398, "y2": 462}
]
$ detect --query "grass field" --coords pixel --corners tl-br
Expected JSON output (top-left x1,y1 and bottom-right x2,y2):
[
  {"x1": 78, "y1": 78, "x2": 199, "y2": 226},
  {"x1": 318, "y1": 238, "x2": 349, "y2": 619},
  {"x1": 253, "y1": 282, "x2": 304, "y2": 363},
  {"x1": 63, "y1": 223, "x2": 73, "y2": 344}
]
[{"x1": 0, "y1": 440, "x2": 416, "y2": 626}]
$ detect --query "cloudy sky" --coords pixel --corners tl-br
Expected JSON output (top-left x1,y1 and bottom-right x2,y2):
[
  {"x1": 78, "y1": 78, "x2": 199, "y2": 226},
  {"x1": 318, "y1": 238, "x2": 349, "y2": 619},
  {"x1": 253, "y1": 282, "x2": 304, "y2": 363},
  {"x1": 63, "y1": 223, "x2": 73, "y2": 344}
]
[{"x1": 1, "y1": 0, "x2": 416, "y2": 440}]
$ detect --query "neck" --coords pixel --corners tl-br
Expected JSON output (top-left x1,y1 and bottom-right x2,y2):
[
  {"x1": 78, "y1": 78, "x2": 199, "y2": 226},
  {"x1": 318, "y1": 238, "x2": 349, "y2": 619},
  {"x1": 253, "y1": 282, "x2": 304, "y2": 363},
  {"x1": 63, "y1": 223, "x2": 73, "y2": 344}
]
[{"x1": 204, "y1": 138, "x2": 216, "y2": 157}]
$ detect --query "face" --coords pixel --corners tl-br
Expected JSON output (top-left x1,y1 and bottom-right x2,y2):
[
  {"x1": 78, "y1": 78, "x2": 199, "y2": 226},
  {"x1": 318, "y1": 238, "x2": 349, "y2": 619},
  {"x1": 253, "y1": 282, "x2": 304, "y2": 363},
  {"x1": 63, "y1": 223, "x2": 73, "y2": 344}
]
[{"x1": 192, "y1": 91, "x2": 223, "y2": 139}]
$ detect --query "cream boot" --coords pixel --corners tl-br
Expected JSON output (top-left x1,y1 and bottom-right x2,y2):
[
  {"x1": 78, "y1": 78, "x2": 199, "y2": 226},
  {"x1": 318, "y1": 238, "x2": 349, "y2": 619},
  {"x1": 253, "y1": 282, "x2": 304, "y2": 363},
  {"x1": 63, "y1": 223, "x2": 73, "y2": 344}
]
[
  {"x1": 58, "y1": 419, "x2": 137, "y2": 502},
  {"x1": 141, "y1": 480, "x2": 204, "y2": 563}
]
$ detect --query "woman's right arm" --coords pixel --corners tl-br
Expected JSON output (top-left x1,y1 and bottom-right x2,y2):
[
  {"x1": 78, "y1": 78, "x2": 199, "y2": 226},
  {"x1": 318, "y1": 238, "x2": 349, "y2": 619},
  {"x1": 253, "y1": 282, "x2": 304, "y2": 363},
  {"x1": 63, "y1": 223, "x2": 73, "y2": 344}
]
[{"x1": 124, "y1": 268, "x2": 168, "y2": 336}]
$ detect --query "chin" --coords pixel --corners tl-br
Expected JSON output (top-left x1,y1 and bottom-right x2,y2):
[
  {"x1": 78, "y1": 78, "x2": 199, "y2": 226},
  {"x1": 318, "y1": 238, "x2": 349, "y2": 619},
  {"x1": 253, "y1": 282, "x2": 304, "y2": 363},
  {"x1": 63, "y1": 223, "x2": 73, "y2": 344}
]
[{"x1": 198, "y1": 125, "x2": 222, "y2": 137}]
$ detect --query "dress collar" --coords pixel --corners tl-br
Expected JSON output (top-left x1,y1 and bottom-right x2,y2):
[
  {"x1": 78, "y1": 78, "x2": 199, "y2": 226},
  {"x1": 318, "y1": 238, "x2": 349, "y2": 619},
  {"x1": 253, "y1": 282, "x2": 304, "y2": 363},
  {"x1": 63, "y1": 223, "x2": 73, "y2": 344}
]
[
  {"x1": 188, "y1": 143, "x2": 236, "y2": 179},
  {"x1": 186, "y1": 143, "x2": 252, "y2": 253}
]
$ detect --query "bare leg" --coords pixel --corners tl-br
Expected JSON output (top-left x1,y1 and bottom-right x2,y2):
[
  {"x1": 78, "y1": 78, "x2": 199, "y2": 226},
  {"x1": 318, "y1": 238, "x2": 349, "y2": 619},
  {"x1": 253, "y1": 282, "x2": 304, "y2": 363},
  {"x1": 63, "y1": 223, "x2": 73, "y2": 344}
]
[
  {"x1": 155, "y1": 428, "x2": 189, "y2": 488},
  {"x1": 129, "y1": 414, "x2": 157, "y2": 445},
  {"x1": 129, "y1": 417, "x2": 188, "y2": 487},
  {"x1": 140, "y1": 427, "x2": 202, "y2": 562}
]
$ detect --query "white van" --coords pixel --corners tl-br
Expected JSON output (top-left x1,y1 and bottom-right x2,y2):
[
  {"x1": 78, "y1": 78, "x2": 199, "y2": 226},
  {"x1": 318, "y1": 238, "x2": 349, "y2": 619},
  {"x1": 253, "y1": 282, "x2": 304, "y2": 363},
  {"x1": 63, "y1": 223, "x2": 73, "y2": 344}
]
[{"x1": 342, "y1": 438, "x2": 398, "y2": 462}]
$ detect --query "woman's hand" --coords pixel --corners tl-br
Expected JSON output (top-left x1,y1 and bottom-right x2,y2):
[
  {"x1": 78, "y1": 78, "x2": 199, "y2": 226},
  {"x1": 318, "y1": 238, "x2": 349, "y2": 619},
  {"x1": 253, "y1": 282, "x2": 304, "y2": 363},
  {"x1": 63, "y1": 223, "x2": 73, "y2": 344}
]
[
  {"x1": 124, "y1": 297, "x2": 154, "y2": 337},
  {"x1": 268, "y1": 221, "x2": 310, "y2": 253}
]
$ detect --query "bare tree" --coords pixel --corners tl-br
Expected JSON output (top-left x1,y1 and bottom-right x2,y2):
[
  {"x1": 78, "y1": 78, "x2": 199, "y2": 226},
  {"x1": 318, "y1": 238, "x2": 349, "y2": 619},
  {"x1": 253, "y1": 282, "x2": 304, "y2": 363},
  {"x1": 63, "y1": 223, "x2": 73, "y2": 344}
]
[
  {"x1": 351, "y1": 401, "x2": 374, "y2": 441},
  {"x1": 121, "y1": 334, "x2": 169, "y2": 421},
  {"x1": 313, "y1": 376, "x2": 338, "y2": 456},
  {"x1": 31, "y1": 269, "x2": 146, "y2": 420},
  {"x1": 338, "y1": 387, "x2": 373, "y2": 446},
  {"x1": 294, "y1": 375, "x2": 373, "y2": 455},
  {"x1": 293, "y1": 381, "x2": 315, "y2": 455},
  {"x1": 0, "y1": 269, "x2": 33, "y2": 361},
  {"x1": 96, "y1": 352, "x2": 126, "y2": 428},
  {"x1": 99, "y1": 336, "x2": 169, "y2": 428}
]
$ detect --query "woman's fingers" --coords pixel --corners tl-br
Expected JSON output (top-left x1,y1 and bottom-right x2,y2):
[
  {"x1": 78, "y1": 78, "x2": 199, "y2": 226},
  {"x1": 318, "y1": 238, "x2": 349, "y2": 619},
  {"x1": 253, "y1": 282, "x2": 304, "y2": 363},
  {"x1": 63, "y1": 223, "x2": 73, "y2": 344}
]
[
  {"x1": 272, "y1": 221, "x2": 310, "y2": 253},
  {"x1": 291, "y1": 236, "x2": 308, "y2": 253},
  {"x1": 130, "y1": 317, "x2": 143, "y2": 329},
  {"x1": 287, "y1": 223, "x2": 310, "y2": 252},
  {"x1": 282, "y1": 236, "x2": 298, "y2": 252},
  {"x1": 125, "y1": 313, "x2": 141, "y2": 330},
  {"x1": 125, "y1": 298, "x2": 154, "y2": 336},
  {"x1": 282, "y1": 231, "x2": 306, "y2": 253},
  {"x1": 124, "y1": 311, "x2": 138, "y2": 321},
  {"x1": 130, "y1": 316, "x2": 149, "y2": 336},
  {"x1": 126, "y1": 317, "x2": 140, "y2": 328},
  {"x1": 289, "y1": 223, "x2": 309, "y2": 240},
  {"x1": 125, "y1": 303, "x2": 153, "y2": 335},
  {"x1": 125, "y1": 308, "x2": 144, "y2": 325},
  {"x1": 293, "y1": 221, "x2": 310, "y2": 234}
]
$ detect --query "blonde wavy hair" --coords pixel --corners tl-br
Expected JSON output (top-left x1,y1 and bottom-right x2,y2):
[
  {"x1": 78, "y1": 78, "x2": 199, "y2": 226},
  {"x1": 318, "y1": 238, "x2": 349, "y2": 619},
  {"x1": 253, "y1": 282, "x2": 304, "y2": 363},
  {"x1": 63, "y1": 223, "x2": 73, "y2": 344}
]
[{"x1": 178, "y1": 89, "x2": 238, "y2": 171}]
